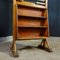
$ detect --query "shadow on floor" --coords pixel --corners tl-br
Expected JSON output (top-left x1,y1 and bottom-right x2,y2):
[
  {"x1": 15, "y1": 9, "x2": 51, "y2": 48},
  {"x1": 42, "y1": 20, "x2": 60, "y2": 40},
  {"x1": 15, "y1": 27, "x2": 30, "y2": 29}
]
[{"x1": 0, "y1": 42, "x2": 39, "y2": 57}]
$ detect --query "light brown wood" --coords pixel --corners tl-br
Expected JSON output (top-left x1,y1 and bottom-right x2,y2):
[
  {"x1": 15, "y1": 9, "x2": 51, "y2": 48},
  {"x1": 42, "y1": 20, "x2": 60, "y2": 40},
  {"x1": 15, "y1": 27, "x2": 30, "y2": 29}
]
[
  {"x1": 16, "y1": 1, "x2": 46, "y2": 9},
  {"x1": 10, "y1": 0, "x2": 19, "y2": 57},
  {"x1": 17, "y1": 37, "x2": 48, "y2": 40},
  {"x1": 11, "y1": 0, "x2": 52, "y2": 57},
  {"x1": 17, "y1": 17, "x2": 47, "y2": 27},
  {"x1": 18, "y1": 7, "x2": 42, "y2": 17}
]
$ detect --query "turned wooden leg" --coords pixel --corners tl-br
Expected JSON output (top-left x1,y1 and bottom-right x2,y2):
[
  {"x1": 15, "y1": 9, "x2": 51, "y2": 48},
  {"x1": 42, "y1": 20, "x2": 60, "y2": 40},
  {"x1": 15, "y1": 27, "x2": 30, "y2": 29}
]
[
  {"x1": 37, "y1": 38, "x2": 53, "y2": 52},
  {"x1": 10, "y1": 40, "x2": 19, "y2": 57}
]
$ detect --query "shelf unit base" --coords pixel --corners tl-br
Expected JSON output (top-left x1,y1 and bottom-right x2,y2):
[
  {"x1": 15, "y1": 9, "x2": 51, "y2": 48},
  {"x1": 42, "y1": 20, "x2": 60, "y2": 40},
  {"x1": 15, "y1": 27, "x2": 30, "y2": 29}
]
[
  {"x1": 37, "y1": 39, "x2": 53, "y2": 52},
  {"x1": 10, "y1": 47, "x2": 19, "y2": 57},
  {"x1": 10, "y1": 38, "x2": 52, "y2": 57}
]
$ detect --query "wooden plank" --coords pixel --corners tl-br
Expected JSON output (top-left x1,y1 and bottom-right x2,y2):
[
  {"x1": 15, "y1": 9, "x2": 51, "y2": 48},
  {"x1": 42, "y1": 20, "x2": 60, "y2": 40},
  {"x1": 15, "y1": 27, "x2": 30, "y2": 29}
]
[
  {"x1": 18, "y1": 26, "x2": 48, "y2": 28},
  {"x1": 18, "y1": 15, "x2": 46, "y2": 19},
  {"x1": 17, "y1": 37, "x2": 48, "y2": 40},
  {"x1": 16, "y1": 1, "x2": 46, "y2": 9}
]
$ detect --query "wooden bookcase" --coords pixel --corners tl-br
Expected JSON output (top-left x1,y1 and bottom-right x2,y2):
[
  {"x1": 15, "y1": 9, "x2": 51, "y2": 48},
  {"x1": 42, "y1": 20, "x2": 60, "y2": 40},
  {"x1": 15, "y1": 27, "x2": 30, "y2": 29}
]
[{"x1": 11, "y1": 0, "x2": 52, "y2": 57}]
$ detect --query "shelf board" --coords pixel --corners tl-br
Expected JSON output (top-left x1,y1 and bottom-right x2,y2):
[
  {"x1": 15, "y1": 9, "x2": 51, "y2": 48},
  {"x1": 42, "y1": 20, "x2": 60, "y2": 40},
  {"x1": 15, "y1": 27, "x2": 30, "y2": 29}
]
[
  {"x1": 18, "y1": 26, "x2": 48, "y2": 28},
  {"x1": 16, "y1": 1, "x2": 46, "y2": 9},
  {"x1": 17, "y1": 37, "x2": 48, "y2": 40},
  {"x1": 18, "y1": 15, "x2": 47, "y2": 19}
]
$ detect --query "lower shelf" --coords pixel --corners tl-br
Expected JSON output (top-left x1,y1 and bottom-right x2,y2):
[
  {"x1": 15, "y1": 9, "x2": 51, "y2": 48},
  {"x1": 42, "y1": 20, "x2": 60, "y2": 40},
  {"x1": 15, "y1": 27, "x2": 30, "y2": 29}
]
[
  {"x1": 17, "y1": 37, "x2": 48, "y2": 40},
  {"x1": 17, "y1": 27, "x2": 48, "y2": 40}
]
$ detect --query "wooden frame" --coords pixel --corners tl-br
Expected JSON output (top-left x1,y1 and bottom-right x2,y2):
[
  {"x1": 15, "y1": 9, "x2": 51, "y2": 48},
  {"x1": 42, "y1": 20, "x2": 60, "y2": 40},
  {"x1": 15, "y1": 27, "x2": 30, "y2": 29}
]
[{"x1": 11, "y1": 0, "x2": 52, "y2": 57}]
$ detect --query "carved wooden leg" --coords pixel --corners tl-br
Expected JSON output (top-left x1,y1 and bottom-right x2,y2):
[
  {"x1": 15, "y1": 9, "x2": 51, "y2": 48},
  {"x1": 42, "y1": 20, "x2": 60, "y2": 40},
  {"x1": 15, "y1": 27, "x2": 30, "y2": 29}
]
[
  {"x1": 37, "y1": 38, "x2": 53, "y2": 52},
  {"x1": 10, "y1": 40, "x2": 19, "y2": 57}
]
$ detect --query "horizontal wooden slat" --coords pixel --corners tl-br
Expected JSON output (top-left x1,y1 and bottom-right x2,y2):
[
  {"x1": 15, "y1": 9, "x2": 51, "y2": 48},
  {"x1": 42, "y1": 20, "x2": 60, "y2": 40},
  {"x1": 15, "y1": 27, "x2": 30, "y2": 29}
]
[
  {"x1": 18, "y1": 26, "x2": 48, "y2": 28},
  {"x1": 17, "y1": 37, "x2": 48, "y2": 40},
  {"x1": 18, "y1": 15, "x2": 47, "y2": 19}
]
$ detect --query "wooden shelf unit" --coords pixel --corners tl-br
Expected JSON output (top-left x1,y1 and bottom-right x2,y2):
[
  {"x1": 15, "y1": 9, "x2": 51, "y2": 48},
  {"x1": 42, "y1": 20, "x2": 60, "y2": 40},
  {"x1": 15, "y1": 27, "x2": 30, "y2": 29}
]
[
  {"x1": 11, "y1": 0, "x2": 52, "y2": 57},
  {"x1": 16, "y1": 2, "x2": 48, "y2": 39}
]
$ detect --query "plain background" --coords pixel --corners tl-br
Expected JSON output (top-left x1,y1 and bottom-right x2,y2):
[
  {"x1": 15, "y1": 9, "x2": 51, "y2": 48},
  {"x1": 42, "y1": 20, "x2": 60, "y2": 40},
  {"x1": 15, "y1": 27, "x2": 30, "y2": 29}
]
[{"x1": 0, "y1": 0, "x2": 60, "y2": 37}]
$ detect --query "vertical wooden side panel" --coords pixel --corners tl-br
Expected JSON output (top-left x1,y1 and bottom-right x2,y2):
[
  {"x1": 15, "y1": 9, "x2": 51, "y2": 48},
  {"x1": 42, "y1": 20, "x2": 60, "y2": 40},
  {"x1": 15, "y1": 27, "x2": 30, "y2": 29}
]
[
  {"x1": 47, "y1": 9, "x2": 50, "y2": 37},
  {"x1": 13, "y1": 0, "x2": 17, "y2": 40},
  {"x1": 44, "y1": 0, "x2": 50, "y2": 37}
]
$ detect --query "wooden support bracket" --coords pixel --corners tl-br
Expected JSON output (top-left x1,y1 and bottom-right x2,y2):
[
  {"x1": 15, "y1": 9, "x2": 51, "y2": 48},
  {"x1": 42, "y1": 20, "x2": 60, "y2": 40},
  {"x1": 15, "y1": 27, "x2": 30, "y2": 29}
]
[{"x1": 37, "y1": 38, "x2": 53, "y2": 52}]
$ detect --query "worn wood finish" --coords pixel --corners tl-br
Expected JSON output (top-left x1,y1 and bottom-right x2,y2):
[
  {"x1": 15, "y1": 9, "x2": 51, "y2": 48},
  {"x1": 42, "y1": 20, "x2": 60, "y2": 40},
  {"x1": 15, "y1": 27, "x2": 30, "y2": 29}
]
[
  {"x1": 10, "y1": 0, "x2": 19, "y2": 57},
  {"x1": 18, "y1": 7, "x2": 42, "y2": 17},
  {"x1": 16, "y1": 1, "x2": 46, "y2": 9},
  {"x1": 17, "y1": 17, "x2": 46, "y2": 27},
  {"x1": 11, "y1": 0, "x2": 52, "y2": 57},
  {"x1": 17, "y1": 27, "x2": 48, "y2": 39}
]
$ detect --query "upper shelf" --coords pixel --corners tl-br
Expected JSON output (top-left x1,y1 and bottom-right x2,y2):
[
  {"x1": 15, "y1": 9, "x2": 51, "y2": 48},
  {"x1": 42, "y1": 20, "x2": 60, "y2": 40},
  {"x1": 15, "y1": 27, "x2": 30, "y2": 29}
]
[{"x1": 16, "y1": 1, "x2": 47, "y2": 9}]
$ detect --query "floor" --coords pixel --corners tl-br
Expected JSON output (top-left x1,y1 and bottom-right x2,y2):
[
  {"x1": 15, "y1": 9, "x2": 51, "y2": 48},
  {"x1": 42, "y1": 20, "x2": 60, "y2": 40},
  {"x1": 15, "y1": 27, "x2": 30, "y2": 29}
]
[{"x1": 0, "y1": 37, "x2": 60, "y2": 60}]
